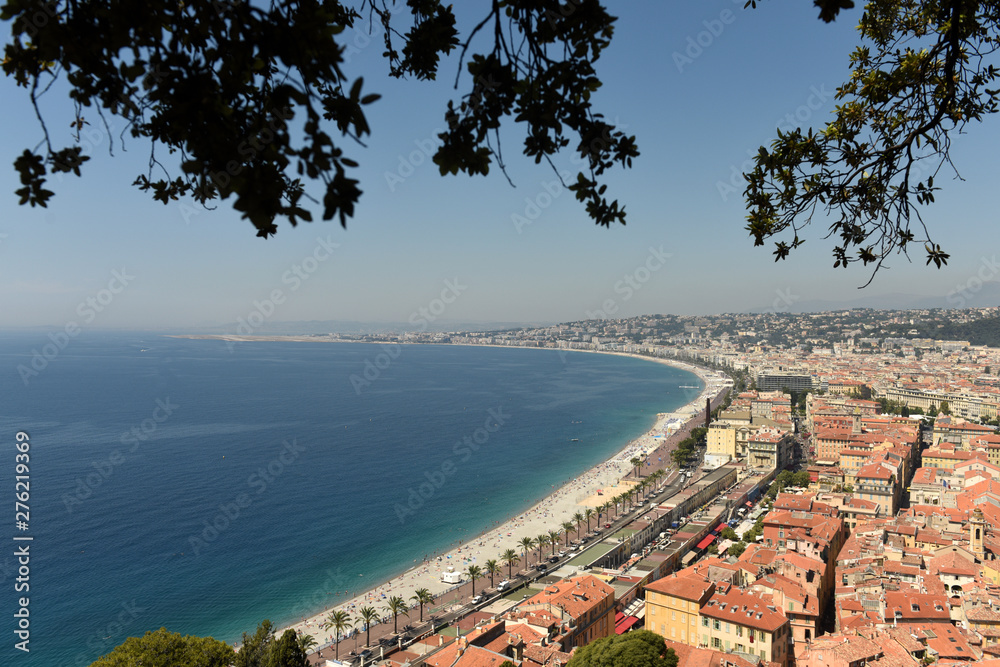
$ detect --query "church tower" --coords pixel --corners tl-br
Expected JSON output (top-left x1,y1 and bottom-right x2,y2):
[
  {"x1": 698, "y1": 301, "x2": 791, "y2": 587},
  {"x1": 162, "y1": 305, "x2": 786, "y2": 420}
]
[{"x1": 971, "y1": 507, "x2": 986, "y2": 560}]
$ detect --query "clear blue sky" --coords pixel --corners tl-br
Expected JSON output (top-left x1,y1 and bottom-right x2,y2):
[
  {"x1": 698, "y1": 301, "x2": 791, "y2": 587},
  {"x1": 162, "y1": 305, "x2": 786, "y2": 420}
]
[{"x1": 2, "y1": 1, "x2": 998, "y2": 330}]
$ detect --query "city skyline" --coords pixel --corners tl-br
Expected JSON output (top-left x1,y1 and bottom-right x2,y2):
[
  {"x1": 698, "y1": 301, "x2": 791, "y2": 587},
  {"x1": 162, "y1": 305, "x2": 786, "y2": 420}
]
[{"x1": 2, "y1": 1, "x2": 999, "y2": 331}]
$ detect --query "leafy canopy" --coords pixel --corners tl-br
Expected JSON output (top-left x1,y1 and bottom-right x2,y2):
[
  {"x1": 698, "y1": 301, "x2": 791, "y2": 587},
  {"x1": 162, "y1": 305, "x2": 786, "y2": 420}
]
[
  {"x1": 3, "y1": 0, "x2": 997, "y2": 282},
  {"x1": 565, "y1": 629, "x2": 678, "y2": 667},
  {"x1": 88, "y1": 627, "x2": 235, "y2": 667},
  {"x1": 2, "y1": 0, "x2": 636, "y2": 238},
  {"x1": 744, "y1": 0, "x2": 1000, "y2": 283}
]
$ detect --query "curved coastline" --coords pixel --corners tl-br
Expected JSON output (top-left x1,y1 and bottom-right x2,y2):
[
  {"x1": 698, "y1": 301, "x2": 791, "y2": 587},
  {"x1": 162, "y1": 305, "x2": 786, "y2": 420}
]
[{"x1": 266, "y1": 344, "x2": 726, "y2": 650}]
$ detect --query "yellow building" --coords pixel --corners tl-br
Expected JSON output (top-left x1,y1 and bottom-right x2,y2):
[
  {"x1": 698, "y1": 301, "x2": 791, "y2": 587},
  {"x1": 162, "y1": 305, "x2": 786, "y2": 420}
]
[
  {"x1": 645, "y1": 573, "x2": 715, "y2": 645},
  {"x1": 698, "y1": 584, "x2": 791, "y2": 666},
  {"x1": 707, "y1": 423, "x2": 737, "y2": 459},
  {"x1": 647, "y1": 576, "x2": 791, "y2": 666}
]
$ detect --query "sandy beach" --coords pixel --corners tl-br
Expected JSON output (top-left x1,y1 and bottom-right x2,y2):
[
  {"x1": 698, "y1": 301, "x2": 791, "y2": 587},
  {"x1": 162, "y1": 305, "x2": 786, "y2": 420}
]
[{"x1": 277, "y1": 350, "x2": 726, "y2": 655}]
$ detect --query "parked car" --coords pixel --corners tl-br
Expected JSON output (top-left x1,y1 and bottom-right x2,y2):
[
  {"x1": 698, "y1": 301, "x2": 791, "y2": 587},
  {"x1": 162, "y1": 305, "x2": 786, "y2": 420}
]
[
  {"x1": 497, "y1": 580, "x2": 510, "y2": 592},
  {"x1": 471, "y1": 594, "x2": 484, "y2": 603}
]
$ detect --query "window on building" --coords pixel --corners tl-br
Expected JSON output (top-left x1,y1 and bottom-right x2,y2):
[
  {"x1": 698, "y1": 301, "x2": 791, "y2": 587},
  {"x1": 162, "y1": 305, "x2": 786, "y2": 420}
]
[
  {"x1": 702, "y1": 617, "x2": 709, "y2": 627},
  {"x1": 725, "y1": 622, "x2": 730, "y2": 633},
  {"x1": 759, "y1": 630, "x2": 766, "y2": 641},
  {"x1": 714, "y1": 619, "x2": 721, "y2": 630},
  {"x1": 736, "y1": 626, "x2": 743, "y2": 637},
  {"x1": 712, "y1": 637, "x2": 722, "y2": 649},
  {"x1": 671, "y1": 610, "x2": 676, "y2": 620}
]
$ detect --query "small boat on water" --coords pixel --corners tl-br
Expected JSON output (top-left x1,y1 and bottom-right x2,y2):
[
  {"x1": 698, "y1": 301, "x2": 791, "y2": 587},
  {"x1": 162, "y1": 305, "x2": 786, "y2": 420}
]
[{"x1": 571, "y1": 438, "x2": 580, "y2": 442}]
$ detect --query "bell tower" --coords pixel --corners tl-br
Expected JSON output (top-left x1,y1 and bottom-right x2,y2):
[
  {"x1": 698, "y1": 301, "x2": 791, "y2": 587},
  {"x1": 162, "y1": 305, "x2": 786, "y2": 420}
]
[{"x1": 971, "y1": 507, "x2": 986, "y2": 560}]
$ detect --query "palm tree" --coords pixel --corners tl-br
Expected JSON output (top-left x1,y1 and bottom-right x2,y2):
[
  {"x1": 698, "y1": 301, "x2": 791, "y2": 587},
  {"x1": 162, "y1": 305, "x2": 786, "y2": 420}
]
[
  {"x1": 466, "y1": 564, "x2": 483, "y2": 596},
  {"x1": 573, "y1": 511, "x2": 584, "y2": 539},
  {"x1": 630, "y1": 455, "x2": 642, "y2": 477},
  {"x1": 410, "y1": 588, "x2": 434, "y2": 623},
  {"x1": 298, "y1": 633, "x2": 317, "y2": 655},
  {"x1": 519, "y1": 536, "x2": 536, "y2": 566},
  {"x1": 548, "y1": 529, "x2": 560, "y2": 555},
  {"x1": 501, "y1": 548, "x2": 520, "y2": 578},
  {"x1": 385, "y1": 595, "x2": 408, "y2": 634},
  {"x1": 562, "y1": 521, "x2": 574, "y2": 546},
  {"x1": 584, "y1": 508, "x2": 595, "y2": 533},
  {"x1": 358, "y1": 606, "x2": 379, "y2": 648},
  {"x1": 600, "y1": 501, "x2": 612, "y2": 521},
  {"x1": 323, "y1": 609, "x2": 353, "y2": 660},
  {"x1": 485, "y1": 559, "x2": 501, "y2": 587},
  {"x1": 537, "y1": 534, "x2": 550, "y2": 561}
]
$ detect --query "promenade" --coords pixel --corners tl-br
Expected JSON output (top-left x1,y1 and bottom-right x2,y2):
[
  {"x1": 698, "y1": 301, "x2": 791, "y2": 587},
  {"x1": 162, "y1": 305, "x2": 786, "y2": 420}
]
[{"x1": 300, "y1": 361, "x2": 730, "y2": 665}]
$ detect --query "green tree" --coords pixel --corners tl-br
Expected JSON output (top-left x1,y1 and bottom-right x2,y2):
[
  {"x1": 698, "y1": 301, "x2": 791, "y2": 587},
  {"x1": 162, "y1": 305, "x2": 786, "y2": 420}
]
[
  {"x1": 519, "y1": 536, "x2": 537, "y2": 566},
  {"x1": 384, "y1": 595, "x2": 408, "y2": 634},
  {"x1": 411, "y1": 587, "x2": 434, "y2": 623},
  {"x1": 585, "y1": 508, "x2": 595, "y2": 533},
  {"x1": 565, "y1": 629, "x2": 678, "y2": 667},
  {"x1": 720, "y1": 526, "x2": 738, "y2": 541},
  {"x1": 537, "y1": 533, "x2": 551, "y2": 561},
  {"x1": 3, "y1": 0, "x2": 636, "y2": 238},
  {"x1": 630, "y1": 456, "x2": 643, "y2": 478},
  {"x1": 501, "y1": 548, "x2": 520, "y2": 578},
  {"x1": 940, "y1": 400, "x2": 951, "y2": 415},
  {"x1": 728, "y1": 541, "x2": 747, "y2": 557},
  {"x1": 792, "y1": 471, "x2": 812, "y2": 487},
  {"x1": 357, "y1": 606, "x2": 380, "y2": 649},
  {"x1": 233, "y1": 621, "x2": 309, "y2": 667},
  {"x1": 297, "y1": 634, "x2": 317, "y2": 656},
  {"x1": 466, "y1": 565, "x2": 483, "y2": 597},
  {"x1": 573, "y1": 511, "x2": 585, "y2": 538},
  {"x1": 323, "y1": 610, "x2": 353, "y2": 661},
  {"x1": 265, "y1": 629, "x2": 309, "y2": 667},
  {"x1": 89, "y1": 627, "x2": 235, "y2": 667},
  {"x1": 484, "y1": 559, "x2": 501, "y2": 588},
  {"x1": 562, "y1": 521, "x2": 576, "y2": 546},
  {"x1": 548, "y1": 529, "x2": 561, "y2": 555},
  {"x1": 744, "y1": 0, "x2": 1000, "y2": 278}
]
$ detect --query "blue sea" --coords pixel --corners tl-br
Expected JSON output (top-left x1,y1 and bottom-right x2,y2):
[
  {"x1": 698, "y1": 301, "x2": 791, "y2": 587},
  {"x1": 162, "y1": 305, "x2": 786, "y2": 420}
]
[{"x1": 0, "y1": 333, "x2": 702, "y2": 666}]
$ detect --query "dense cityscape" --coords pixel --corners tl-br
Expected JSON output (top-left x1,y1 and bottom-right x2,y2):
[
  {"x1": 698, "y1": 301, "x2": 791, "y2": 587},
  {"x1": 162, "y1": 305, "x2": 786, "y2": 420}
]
[{"x1": 268, "y1": 306, "x2": 1000, "y2": 667}]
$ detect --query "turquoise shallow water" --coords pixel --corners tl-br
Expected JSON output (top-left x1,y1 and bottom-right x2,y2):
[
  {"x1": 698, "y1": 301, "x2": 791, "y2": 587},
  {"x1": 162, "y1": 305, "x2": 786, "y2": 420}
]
[{"x1": 0, "y1": 333, "x2": 701, "y2": 666}]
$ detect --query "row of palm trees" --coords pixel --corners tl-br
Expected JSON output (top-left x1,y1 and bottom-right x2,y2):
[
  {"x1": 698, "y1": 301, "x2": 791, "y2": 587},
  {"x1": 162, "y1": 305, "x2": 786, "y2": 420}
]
[
  {"x1": 317, "y1": 468, "x2": 670, "y2": 660},
  {"x1": 460, "y1": 468, "x2": 671, "y2": 596},
  {"x1": 320, "y1": 587, "x2": 435, "y2": 659}
]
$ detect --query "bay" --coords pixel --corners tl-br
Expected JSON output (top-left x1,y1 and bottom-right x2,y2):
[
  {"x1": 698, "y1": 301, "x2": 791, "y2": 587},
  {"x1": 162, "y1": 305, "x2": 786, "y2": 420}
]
[{"x1": 0, "y1": 333, "x2": 702, "y2": 666}]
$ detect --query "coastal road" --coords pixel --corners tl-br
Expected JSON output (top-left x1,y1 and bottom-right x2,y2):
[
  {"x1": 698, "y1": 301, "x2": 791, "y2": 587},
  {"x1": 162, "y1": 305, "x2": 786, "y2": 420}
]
[{"x1": 308, "y1": 384, "x2": 730, "y2": 665}]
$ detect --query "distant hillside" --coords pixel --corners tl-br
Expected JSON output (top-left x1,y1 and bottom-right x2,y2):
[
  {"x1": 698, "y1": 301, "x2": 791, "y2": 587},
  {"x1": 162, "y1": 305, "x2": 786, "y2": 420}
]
[{"x1": 917, "y1": 316, "x2": 1000, "y2": 347}]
